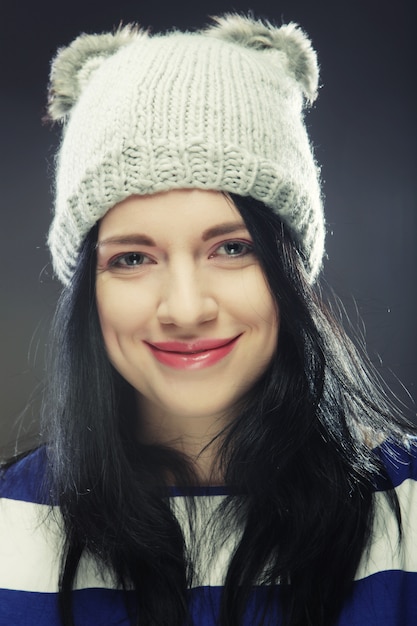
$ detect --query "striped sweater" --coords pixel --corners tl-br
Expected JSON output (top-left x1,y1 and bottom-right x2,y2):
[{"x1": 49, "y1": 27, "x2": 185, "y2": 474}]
[{"x1": 1, "y1": 441, "x2": 416, "y2": 625}]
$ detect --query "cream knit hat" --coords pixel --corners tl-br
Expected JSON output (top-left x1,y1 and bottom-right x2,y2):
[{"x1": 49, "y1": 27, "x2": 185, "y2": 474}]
[{"x1": 47, "y1": 14, "x2": 324, "y2": 285}]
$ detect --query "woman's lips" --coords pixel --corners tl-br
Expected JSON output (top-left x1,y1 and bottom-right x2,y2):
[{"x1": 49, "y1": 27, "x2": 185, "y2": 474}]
[{"x1": 145, "y1": 336, "x2": 241, "y2": 370}]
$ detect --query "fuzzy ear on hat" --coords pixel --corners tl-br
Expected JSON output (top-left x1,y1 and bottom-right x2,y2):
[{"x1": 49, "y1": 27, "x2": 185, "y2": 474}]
[
  {"x1": 47, "y1": 25, "x2": 140, "y2": 122},
  {"x1": 204, "y1": 14, "x2": 319, "y2": 103}
]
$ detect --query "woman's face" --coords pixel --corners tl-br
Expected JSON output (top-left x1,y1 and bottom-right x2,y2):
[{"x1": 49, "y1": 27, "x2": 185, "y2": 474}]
[{"x1": 96, "y1": 189, "x2": 279, "y2": 439}]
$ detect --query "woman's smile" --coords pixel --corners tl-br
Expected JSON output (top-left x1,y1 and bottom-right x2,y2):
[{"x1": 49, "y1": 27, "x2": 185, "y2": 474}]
[{"x1": 144, "y1": 335, "x2": 242, "y2": 370}]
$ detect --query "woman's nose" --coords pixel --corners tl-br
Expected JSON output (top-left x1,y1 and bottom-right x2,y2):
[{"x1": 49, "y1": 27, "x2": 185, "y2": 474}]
[{"x1": 156, "y1": 265, "x2": 218, "y2": 328}]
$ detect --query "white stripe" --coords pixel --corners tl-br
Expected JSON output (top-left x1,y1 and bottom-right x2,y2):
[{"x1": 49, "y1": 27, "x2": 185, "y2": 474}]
[
  {"x1": 0, "y1": 477, "x2": 416, "y2": 593},
  {"x1": 0, "y1": 499, "x2": 115, "y2": 592},
  {"x1": 355, "y1": 478, "x2": 417, "y2": 580}
]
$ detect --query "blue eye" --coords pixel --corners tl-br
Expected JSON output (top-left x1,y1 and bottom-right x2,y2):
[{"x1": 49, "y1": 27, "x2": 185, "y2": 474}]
[
  {"x1": 216, "y1": 241, "x2": 253, "y2": 256},
  {"x1": 110, "y1": 252, "x2": 148, "y2": 267}
]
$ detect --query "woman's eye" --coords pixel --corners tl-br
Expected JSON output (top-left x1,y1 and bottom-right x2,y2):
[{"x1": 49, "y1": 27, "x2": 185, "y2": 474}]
[
  {"x1": 214, "y1": 241, "x2": 253, "y2": 257},
  {"x1": 110, "y1": 252, "x2": 149, "y2": 268}
]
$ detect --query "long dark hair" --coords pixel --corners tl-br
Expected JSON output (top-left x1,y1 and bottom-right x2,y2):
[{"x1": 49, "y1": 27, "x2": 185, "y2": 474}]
[{"x1": 40, "y1": 193, "x2": 414, "y2": 626}]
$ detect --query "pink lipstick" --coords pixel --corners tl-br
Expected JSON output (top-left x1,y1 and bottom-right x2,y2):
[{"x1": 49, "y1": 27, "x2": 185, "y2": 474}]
[{"x1": 145, "y1": 336, "x2": 240, "y2": 370}]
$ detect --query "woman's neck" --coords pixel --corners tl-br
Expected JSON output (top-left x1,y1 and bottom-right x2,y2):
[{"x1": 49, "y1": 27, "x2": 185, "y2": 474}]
[{"x1": 136, "y1": 399, "x2": 228, "y2": 485}]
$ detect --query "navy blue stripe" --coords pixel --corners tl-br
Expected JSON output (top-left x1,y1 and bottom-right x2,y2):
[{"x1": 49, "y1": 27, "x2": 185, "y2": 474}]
[
  {"x1": 189, "y1": 571, "x2": 417, "y2": 626},
  {"x1": 2, "y1": 440, "x2": 416, "y2": 503},
  {"x1": 168, "y1": 485, "x2": 232, "y2": 497},
  {"x1": 1, "y1": 570, "x2": 416, "y2": 625},
  {"x1": 0, "y1": 587, "x2": 131, "y2": 626},
  {"x1": 338, "y1": 569, "x2": 417, "y2": 626},
  {"x1": 0, "y1": 447, "x2": 52, "y2": 505},
  {"x1": 373, "y1": 439, "x2": 417, "y2": 491}
]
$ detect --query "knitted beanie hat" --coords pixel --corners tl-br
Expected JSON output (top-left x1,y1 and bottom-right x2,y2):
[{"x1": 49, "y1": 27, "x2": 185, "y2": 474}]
[{"x1": 47, "y1": 13, "x2": 324, "y2": 285}]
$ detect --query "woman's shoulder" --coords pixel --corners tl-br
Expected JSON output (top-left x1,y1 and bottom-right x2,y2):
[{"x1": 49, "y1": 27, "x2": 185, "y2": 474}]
[
  {"x1": 0, "y1": 448, "x2": 125, "y2": 625},
  {"x1": 0, "y1": 447, "x2": 64, "y2": 624},
  {"x1": 347, "y1": 437, "x2": 417, "y2": 624}
]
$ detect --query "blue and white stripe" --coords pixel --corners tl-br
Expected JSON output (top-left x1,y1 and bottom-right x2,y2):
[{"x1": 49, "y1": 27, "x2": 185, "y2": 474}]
[{"x1": 1, "y1": 443, "x2": 416, "y2": 625}]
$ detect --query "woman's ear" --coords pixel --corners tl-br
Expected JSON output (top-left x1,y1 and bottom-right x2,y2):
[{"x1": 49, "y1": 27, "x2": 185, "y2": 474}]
[{"x1": 47, "y1": 25, "x2": 141, "y2": 122}]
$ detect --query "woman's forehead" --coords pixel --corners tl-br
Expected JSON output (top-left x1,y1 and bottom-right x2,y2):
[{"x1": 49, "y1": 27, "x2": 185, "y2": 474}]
[{"x1": 97, "y1": 189, "x2": 247, "y2": 241}]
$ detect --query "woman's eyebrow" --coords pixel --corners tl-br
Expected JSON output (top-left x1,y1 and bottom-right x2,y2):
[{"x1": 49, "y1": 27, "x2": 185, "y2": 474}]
[
  {"x1": 96, "y1": 234, "x2": 156, "y2": 247},
  {"x1": 201, "y1": 222, "x2": 248, "y2": 241},
  {"x1": 97, "y1": 223, "x2": 248, "y2": 247}
]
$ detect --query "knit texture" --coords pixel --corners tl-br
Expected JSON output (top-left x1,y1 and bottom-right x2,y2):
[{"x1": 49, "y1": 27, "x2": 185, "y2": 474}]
[{"x1": 47, "y1": 14, "x2": 325, "y2": 284}]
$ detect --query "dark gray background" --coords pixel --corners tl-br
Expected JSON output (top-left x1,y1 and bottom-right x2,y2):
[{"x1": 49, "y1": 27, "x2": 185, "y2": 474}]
[{"x1": 1, "y1": 0, "x2": 416, "y2": 456}]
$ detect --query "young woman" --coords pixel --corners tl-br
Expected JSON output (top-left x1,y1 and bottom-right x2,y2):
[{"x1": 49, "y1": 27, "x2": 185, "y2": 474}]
[{"x1": 0, "y1": 13, "x2": 416, "y2": 626}]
